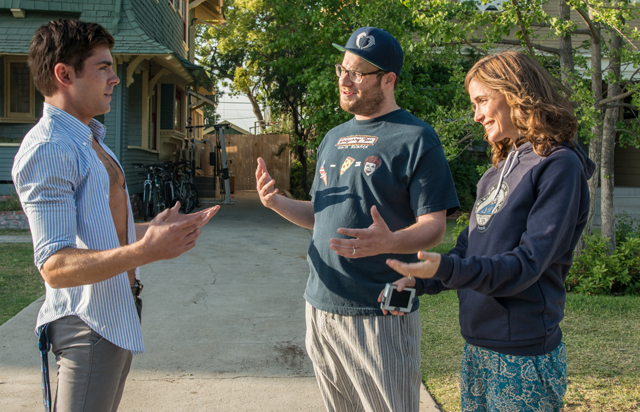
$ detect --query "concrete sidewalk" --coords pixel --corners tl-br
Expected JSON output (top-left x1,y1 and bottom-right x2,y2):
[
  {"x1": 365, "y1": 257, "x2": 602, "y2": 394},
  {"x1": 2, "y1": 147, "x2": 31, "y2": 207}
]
[{"x1": 0, "y1": 191, "x2": 440, "y2": 412}]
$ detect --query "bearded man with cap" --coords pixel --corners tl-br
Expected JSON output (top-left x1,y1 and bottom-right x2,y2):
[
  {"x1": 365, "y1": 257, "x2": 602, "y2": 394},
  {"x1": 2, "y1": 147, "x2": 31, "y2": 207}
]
[{"x1": 256, "y1": 27, "x2": 459, "y2": 411}]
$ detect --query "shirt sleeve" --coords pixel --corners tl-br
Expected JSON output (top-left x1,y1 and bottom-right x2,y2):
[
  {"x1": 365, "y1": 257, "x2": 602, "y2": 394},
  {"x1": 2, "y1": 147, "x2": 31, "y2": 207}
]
[
  {"x1": 12, "y1": 142, "x2": 79, "y2": 270},
  {"x1": 432, "y1": 155, "x2": 587, "y2": 297},
  {"x1": 409, "y1": 143, "x2": 460, "y2": 218}
]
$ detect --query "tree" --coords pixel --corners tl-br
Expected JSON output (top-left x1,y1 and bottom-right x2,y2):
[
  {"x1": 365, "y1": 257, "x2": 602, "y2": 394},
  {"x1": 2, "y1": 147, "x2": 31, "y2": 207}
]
[
  {"x1": 196, "y1": 2, "x2": 268, "y2": 132},
  {"x1": 197, "y1": 0, "x2": 431, "y2": 198},
  {"x1": 404, "y1": 0, "x2": 640, "y2": 252}
]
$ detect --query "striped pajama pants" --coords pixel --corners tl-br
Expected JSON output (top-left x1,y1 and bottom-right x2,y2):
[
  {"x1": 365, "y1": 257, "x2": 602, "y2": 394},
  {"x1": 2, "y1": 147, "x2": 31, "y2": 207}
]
[{"x1": 305, "y1": 302, "x2": 421, "y2": 412}]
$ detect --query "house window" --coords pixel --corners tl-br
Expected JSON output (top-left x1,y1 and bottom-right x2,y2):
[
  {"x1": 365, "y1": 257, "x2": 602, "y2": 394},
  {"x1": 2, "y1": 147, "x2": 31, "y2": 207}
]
[
  {"x1": 3, "y1": 57, "x2": 35, "y2": 121},
  {"x1": 476, "y1": 0, "x2": 505, "y2": 12},
  {"x1": 174, "y1": 88, "x2": 183, "y2": 131},
  {"x1": 170, "y1": 0, "x2": 181, "y2": 14}
]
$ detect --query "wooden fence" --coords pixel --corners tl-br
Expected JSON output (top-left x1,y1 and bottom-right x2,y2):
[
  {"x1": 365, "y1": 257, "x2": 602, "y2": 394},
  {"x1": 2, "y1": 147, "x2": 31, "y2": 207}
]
[{"x1": 204, "y1": 133, "x2": 290, "y2": 191}]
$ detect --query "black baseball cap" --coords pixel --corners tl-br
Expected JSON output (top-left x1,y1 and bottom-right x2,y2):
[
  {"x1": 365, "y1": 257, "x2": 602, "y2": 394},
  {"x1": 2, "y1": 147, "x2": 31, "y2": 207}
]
[{"x1": 332, "y1": 27, "x2": 403, "y2": 76}]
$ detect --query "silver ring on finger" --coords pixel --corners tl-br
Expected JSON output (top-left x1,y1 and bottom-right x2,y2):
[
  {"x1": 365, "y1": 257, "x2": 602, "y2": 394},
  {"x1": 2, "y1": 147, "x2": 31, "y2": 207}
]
[{"x1": 352, "y1": 247, "x2": 356, "y2": 256}]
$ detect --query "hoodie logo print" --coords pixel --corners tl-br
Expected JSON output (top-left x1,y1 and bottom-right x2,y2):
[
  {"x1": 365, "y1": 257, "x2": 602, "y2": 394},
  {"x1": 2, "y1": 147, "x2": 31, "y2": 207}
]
[{"x1": 475, "y1": 182, "x2": 509, "y2": 233}]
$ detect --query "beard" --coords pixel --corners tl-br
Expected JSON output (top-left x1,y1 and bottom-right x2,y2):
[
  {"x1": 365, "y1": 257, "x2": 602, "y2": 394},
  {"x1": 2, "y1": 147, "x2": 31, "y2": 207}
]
[{"x1": 340, "y1": 79, "x2": 385, "y2": 116}]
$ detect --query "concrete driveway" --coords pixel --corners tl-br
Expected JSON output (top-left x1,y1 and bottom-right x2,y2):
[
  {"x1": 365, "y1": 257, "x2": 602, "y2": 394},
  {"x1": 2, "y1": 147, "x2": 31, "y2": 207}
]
[{"x1": 0, "y1": 191, "x2": 439, "y2": 411}]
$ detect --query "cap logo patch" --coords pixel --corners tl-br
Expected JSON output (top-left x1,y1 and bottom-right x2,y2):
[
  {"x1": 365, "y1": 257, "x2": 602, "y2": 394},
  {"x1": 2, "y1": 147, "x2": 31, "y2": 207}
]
[{"x1": 356, "y1": 32, "x2": 375, "y2": 49}]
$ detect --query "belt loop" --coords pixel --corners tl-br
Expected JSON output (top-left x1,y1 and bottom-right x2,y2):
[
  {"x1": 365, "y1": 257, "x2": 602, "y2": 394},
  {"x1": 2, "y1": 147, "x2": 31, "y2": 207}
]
[{"x1": 37, "y1": 324, "x2": 52, "y2": 412}]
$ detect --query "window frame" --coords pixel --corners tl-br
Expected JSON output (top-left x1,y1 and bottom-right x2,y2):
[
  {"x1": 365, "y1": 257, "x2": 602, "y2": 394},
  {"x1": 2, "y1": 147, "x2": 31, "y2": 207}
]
[
  {"x1": 476, "y1": 0, "x2": 506, "y2": 12},
  {"x1": 3, "y1": 56, "x2": 36, "y2": 122}
]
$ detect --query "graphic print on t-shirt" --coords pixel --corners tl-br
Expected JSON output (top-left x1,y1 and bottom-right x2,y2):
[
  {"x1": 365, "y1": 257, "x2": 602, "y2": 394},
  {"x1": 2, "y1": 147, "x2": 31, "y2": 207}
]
[
  {"x1": 475, "y1": 181, "x2": 509, "y2": 232},
  {"x1": 335, "y1": 135, "x2": 378, "y2": 149},
  {"x1": 319, "y1": 160, "x2": 327, "y2": 186},
  {"x1": 340, "y1": 157, "x2": 355, "y2": 175},
  {"x1": 363, "y1": 156, "x2": 381, "y2": 176}
]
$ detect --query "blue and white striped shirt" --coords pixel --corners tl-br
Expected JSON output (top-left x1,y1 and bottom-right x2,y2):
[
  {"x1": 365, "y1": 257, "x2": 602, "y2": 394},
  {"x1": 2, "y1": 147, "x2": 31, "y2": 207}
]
[{"x1": 12, "y1": 103, "x2": 144, "y2": 354}]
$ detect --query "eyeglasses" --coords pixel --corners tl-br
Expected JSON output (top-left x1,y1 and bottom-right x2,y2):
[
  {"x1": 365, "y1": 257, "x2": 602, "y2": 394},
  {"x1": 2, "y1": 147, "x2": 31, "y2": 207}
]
[{"x1": 335, "y1": 64, "x2": 384, "y2": 84}]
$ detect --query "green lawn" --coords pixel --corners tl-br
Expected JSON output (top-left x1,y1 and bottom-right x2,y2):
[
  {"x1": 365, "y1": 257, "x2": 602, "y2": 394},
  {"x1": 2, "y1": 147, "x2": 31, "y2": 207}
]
[
  {"x1": 0, "y1": 243, "x2": 44, "y2": 325},
  {"x1": 420, "y1": 222, "x2": 640, "y2": 412},
  {"x1": 0, "y1": 228, "x2": 30, "y2": 236}
]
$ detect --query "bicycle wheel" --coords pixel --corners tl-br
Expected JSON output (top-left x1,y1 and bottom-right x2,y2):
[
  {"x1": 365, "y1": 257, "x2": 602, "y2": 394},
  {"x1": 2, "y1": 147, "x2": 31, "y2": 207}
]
[
  {"x1": 183, "y1": 183, "x2": 199, "y2": 214},
  {"x1": 152, "y1": 186, "x2": 162, "y2": 217},
  {"x1": 143, "y1": 184, "x2": 151, "y2": 221},
  {"x1": 163, "y1": 180, "x2": 174, "y2": 208}
]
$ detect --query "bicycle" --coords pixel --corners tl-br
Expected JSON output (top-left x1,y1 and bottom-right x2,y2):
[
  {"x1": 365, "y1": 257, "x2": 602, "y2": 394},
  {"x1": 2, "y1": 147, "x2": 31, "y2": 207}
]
[
  {"x1": 134, "y1": 163, "x2": 168, "y2": 220},
  {"x1": 134, "y1": 163, "x2": 154, "y2": 221},
  {"x1": 172, "y1": 161, "x2": 199, "y2": 214}
]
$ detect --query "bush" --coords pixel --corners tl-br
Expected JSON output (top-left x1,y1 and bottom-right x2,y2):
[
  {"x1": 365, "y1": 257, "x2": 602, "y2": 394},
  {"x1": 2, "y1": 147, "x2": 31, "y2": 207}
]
[
  {"x1": 290, "y1": 159, "x2": 316, "y2": 200},
  {"x1": 452, "y1": 212, "x2": 469, "y2": 240},
  {"x1": 448, "y1": 151, "x2": 489, "y2": 211},
  {"x1": 0, "y1": 196, "x2": 22, "y2": 212},
  {"x1": 567, "y1": 214, "x2": 640, "y2": 296}
]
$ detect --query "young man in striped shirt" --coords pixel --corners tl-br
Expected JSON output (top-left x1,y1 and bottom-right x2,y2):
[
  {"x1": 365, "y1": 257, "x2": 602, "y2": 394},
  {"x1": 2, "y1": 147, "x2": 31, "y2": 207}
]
[{"x1": 12, "y1": 19, "x2": 219, "y2": 412}]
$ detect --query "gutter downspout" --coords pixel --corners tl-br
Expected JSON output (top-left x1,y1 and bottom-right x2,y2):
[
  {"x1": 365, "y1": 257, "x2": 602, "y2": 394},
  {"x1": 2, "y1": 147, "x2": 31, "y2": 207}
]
[{"x1": 113, "y1": 0, "x2": 122, "y2": 34}]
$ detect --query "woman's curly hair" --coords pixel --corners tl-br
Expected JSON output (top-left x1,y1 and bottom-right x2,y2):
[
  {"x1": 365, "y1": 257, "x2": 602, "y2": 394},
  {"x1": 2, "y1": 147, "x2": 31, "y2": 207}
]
[{"x1": 464, "y1": 51, "x2": 577, "y2": 167}]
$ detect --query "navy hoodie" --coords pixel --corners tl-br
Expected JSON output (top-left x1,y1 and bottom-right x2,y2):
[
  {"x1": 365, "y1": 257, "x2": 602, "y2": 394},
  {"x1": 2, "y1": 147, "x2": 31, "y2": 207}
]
[{"x1": 418, "y1": 142, "x2": 595, "y2": 356}]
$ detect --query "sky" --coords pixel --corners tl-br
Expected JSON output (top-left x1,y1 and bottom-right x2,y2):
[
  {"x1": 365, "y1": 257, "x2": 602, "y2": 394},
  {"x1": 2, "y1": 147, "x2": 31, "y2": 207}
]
[{"x1": 215, "y1": 85, "x2": 259, "y2": 133}]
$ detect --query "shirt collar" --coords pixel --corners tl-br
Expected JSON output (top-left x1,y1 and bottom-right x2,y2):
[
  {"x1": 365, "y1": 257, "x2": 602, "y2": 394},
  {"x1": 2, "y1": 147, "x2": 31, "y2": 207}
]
[{"x1": 43, "y1": 103, "x2": 107, "y2": 145}]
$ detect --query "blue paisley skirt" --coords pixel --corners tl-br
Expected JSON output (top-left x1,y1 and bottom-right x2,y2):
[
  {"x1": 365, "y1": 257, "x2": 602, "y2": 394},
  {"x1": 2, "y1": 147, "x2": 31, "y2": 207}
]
[{"x1": 460, "y1": 342, "x2": 567, "y2": 412}]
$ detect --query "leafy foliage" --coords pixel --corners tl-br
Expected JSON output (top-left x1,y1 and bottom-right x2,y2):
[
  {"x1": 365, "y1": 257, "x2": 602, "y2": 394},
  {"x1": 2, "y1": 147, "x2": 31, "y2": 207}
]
[
  {"x1": 289, "y1": 159, "x2": 316, "y2": 200},
  {"x1": 0, "y1": 196, "x2": 22, "y2": 212},
  {"x1": 567, "y1": 214, "x2": 640, "y2": 296},
  {"x1": 452, "y1": 212, "x2": 470, "y2": 241}
]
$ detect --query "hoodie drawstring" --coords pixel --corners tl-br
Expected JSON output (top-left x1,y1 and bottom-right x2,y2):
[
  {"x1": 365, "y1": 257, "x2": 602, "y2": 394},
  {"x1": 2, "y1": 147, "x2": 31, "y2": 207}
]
[{"x1": 492, "y1": 149, "x2": 519, "y2": 201}]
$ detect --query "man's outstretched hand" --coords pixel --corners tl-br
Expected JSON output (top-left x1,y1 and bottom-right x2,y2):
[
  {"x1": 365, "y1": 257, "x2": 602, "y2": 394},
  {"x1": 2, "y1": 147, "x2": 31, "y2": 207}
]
[
  {"x1": 329, "y1": 205, "x2": 394, "y2": 258},
  {"x1": 140, "y1": 202, "x2": 219, "y2": 261},
  {"x1": 256, "y1": 157, "x2": 279, "y2": 208}
]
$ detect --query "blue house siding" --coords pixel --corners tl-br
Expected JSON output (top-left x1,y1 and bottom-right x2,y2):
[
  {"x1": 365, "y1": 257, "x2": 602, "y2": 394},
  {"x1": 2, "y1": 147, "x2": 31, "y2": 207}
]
[
  {"x1": 129, "y1": 0, "x2": 188, "y2": 59},
  {"x1": 0, "y1": 145, "x2": 19, "y2": 194},
  {"x1": 121, "y1": 71, "x2": 158, "y2": 194},
  {"x1": 0, "y1": 0, "x2": 220, "y2": 200}
]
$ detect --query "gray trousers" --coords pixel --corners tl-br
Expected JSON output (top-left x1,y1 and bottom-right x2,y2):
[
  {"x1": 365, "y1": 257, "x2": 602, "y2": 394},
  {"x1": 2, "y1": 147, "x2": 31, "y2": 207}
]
[
  {"x1": 305, "y1": 302, "x2": 421, "y2": 412},
  {"x1": 48, "y1": 315, "x2": 134, "y2": 412}
]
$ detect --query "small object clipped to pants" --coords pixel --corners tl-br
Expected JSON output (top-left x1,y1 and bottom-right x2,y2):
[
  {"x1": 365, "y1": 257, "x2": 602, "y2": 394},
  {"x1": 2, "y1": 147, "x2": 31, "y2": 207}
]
[
  {"x1": 37, "y1": 324, "x2": 52, "y2": 412},
  {"x1": 132, "y1": 280, "x2": 143, "y2": 321}
]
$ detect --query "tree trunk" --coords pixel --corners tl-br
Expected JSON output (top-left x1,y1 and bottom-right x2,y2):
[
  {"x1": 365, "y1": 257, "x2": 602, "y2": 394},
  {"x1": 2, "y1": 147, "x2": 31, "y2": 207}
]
[
  {"x1": 600, "y1": 31, "x2": 622, "y2": 251},
  {"x1": 583, "y1": 21, "x2": 603, "y2": 242},
  {"x1": 295, "y1": 143, "x2": 309, "y2": 200},
  {"x1": 246, "y1": 90, "x2": 266, "y2": 133},
  {"x1": 558, "y1": 2, "x2": 574, "y2": 90}
]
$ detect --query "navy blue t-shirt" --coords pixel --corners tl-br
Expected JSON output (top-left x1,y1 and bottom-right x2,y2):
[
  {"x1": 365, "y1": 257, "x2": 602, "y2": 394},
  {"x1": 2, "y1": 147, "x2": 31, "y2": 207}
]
[{"x1": 304, "y1": 109, "x2": 459, "y2": 315}]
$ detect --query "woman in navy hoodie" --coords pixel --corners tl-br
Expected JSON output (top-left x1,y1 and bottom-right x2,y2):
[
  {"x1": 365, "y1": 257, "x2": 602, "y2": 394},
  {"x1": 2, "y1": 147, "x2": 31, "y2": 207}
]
[{"x1": 384, "y1": 51, "x2": 595, "y2": 411}]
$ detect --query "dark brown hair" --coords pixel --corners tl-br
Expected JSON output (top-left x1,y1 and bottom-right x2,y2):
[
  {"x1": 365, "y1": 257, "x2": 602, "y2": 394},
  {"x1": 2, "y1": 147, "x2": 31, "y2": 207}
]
[
  {"x1": 28, "y1": 19, "x2": 115, "y2": 97},
  {"x1": 464, "y1": 51, "x2": 577, "y2": 167}
]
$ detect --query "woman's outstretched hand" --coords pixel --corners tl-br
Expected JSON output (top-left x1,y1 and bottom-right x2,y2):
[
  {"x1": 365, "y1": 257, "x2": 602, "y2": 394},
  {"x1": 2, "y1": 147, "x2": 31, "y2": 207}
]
[{"x1": 386, "y1": 251, "x2": 442, "y2": 279}]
